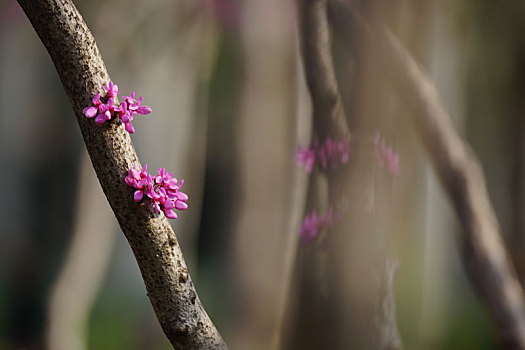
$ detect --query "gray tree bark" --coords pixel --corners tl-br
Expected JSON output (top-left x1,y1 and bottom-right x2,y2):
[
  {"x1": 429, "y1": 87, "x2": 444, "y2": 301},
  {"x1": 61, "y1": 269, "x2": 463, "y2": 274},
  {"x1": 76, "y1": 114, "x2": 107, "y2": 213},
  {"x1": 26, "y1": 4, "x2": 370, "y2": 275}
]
[{"x1": 16, "y1": 0, "x2": 226, "y2": 348}]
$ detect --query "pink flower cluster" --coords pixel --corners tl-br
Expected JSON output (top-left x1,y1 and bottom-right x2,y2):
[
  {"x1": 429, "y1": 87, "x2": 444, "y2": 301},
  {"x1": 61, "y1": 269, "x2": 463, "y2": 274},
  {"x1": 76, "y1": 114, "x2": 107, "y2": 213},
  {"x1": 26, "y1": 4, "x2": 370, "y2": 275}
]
[
  {"x1": 83, "y1": 81, "x2": 152, "y2": 134},
  {"x1": 373, "y1": 131, "x2": 399, "y2": 175},
  {"x1": 299, "y1": 207, "x2": 335, "y2": 244},
  {"x1": 296, "y1": 137, "x2": 350, "y2": 173},
  {"x1": 125, "y1": 164, "x2": 189, "y2": 219}
]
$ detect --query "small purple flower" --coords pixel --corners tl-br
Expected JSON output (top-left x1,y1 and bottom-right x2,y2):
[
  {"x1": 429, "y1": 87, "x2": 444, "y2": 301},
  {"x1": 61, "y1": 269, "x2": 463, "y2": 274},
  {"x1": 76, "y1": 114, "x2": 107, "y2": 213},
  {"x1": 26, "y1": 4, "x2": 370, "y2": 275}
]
[
  {"x1": 103, "y1": 81, "x2": 119, "y2": 98},
  {"x1": 126, "y1": 165, "x2": 189, "y2": 219},
  {"x1": 83, "y1": 82, "x2": 152, "y2": 134},
  {"x1": 172, "y1": 180, "x2": 189, "y2": 211},
  {"x1": 95, "y1": 97, "x2": 116, "y2": 125},
  {"x1": 155, "y1": 168, "x2": 173, "y2": 186},
  {"x1": 114, "y1": 101, "x2": 135, "y2": 133},
  {"x1": 296, "y1": 137, "x2": 350, "y2": 173},
  {"x1": 125, "y1": 164, "x2": 153, "y2": 202},
  {"x1": 83, "y1": 93, "x2": 102, "y2": 119},
  {"x1": 123, "y1": 92, "x2": 152, "y2": 115}
]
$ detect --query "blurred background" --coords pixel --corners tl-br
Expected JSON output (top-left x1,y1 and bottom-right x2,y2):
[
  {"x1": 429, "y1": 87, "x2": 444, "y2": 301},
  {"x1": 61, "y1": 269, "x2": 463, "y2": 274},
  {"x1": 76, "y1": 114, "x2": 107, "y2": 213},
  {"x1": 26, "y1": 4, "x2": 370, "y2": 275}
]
[{"x1": 1, "y1": 0, "x2": 524, "y2": 349}]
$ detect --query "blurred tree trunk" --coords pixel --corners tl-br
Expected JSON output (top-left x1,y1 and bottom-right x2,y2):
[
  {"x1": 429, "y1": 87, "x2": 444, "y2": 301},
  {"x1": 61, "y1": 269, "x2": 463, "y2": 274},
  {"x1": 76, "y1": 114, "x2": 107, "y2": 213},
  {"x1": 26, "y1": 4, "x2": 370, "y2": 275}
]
[{"x1": 283, "y1": 1, "x2": 401, "y2": 349}]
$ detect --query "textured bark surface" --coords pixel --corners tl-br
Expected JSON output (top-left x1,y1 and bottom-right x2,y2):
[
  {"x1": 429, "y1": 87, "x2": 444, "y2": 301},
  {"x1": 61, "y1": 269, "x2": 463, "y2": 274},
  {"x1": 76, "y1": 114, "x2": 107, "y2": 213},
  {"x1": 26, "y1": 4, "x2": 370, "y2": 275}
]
[
  {"x1": 328, "y1": 1, "x2": 525, "y2": 348},
  {"x1": 16, "y1": 0, "x2": 226, "y2": 348}
]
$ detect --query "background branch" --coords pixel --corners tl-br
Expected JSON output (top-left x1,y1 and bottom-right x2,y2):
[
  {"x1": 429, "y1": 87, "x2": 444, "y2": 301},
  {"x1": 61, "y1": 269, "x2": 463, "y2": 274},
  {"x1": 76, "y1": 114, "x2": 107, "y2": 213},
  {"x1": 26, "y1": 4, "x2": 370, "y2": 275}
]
[
  {"x1": 299, "y1": 0, "x2": 350, "y2": 140},
  {"x1": 16, "y1": 0, "x2": 226, "y2": 348},
  {"x1": 328, "y1": 1, "x2": 525, "y2": 348},
  {"x1": 285, "y1": 0, "x2": 402, "y2": 349}
]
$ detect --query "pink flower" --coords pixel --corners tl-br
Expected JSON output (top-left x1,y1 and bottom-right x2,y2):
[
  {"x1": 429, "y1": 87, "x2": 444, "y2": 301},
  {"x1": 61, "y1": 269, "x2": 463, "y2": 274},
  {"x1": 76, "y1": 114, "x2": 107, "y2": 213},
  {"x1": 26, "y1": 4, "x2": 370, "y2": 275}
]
[
  {"x1": 155, "y1": 167, "x2": 173, "y2": 186},
  {"x1": 296, "y1": 137, "x2": 350, "y2": 173},
  {"x1": 115, "y1": 92, "x2": 152, "y2": 134},
  {"x1": 296, "y1": 146, "x2": 316, "y2": 173},
  {"x1": 103, "y1": 81, "x2": 119, "y2": 98},
  {"x1": 83, "y1": 82, "x2": 152, "y2": 134},
  {"x1": 125, "y1": 164, "x2": 153, "y2": 202},
  {"x1": 95, "y1": 97, "x2": 116, "y2": 125},
  {"x1": 116, "y1": 101, "x2": 136, "y2": 133},
  {"x1": 126, "y1": 165, "x2": 188, "y2": 219},
  {"x1": 299, "y1": 206, "x2": 336, "y2": 245},
  {"x1": 320, "y1": 137, "x2": 350, "y2": 169},
  {"x1": 123, "y1": 92, "x2": 152, "y2": 115},
  {"x1": 373, "y1": 131, "x2": 399, "y2": 175},
  {"x1": 83, "y1": 93, "x2": 102, "y2": 118}
]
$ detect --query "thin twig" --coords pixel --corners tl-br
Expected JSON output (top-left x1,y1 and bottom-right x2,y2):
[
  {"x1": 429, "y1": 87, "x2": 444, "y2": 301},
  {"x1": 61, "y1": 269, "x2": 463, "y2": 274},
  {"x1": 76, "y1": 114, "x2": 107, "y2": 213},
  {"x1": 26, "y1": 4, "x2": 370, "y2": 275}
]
[
  {"x1": 16, "y1": 0, "x2": 226, "y2": 348},
  {"x1": 328, "y1": 1, "x2": 525, "y2": 348}
]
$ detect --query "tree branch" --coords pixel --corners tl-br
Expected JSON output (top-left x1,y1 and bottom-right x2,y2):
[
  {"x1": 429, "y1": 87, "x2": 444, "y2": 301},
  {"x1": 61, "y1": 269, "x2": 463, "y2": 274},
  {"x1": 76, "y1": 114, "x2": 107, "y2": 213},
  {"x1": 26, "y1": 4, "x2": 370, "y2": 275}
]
[
  {"x1": 328, "y1": 1, "x2": 525, "y2": 348},
  {"x1": 298, "y1": 0, "x2": 350, "y2": 140},
  {"x1": 16, "y1": 0, "x2": 226, "y2": 348},
  {"x1": 295, "y1": 1, "x2": 401, "y2": 349}
]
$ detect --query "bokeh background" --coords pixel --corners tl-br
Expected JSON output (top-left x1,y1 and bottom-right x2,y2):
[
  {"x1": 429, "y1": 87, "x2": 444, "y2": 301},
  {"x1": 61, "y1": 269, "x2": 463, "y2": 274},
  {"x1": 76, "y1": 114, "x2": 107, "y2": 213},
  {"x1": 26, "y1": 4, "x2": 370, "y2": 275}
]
[{"x1": 1, "y1": 0, "x2": 524, "y2": 349}]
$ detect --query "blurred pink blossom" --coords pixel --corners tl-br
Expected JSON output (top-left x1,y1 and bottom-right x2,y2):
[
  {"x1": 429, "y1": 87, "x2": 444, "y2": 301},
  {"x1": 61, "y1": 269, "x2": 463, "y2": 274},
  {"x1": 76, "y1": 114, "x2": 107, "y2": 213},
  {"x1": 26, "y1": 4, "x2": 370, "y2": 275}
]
[
  {"x1": 299, "y1": 206, "x2": 335, "y2": 245},
  {"x1": 296, "y1": 137, "x2": 350, "y2": 173},
  {"x1": 373, "y1": 131, "x2": 399, "y2": 175}
]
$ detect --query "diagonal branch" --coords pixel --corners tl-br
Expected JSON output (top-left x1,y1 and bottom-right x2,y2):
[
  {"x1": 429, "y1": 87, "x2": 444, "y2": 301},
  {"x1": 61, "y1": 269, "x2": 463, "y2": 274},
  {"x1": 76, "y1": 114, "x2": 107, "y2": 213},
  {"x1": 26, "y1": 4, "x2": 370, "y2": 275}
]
[
  {"x1": 16, "y1": 0, "x2": 226, "y2": 348},
  {"x1": 328, "y1": 1, "x2": 525, "y2": 348}
]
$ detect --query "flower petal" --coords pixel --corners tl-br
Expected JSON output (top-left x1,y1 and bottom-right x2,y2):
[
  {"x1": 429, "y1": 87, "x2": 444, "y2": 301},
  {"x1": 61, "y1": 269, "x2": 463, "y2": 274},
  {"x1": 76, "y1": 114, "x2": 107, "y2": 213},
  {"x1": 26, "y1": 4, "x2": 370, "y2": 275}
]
[
  {"x1": 163, "y1": 200, "x2": 175, "y2": 209},
  {"x1": 95, "y1": 114, "x2": 106, "y2": 125},
  {"x1": 177, "y1": 192, "x2": 188, "y2": 201},
  {"x1": 167, "y1": 178, "x2": 178, "y2": 189},
  {"x1": 137, "y1": 105, "x2": 152, "y2": 115},
  {"x1": 154, "y1": 201, "x2": 161, "y2": 213},
  {"x1": 83, "y1": 106, "x2": 97, "y2": 118},
  {"x1": 134, "y1": 190, "x2": 144, "y2": 202},
  {"x1": 164, "y1": 209, "x2": 178, "y2": 219},
  {"x1": 125, "y1": 122, "x2": 135, "y2": 134},
  {"x1": 175, "y1": 201, "x2": 188, "y2": 211}
]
